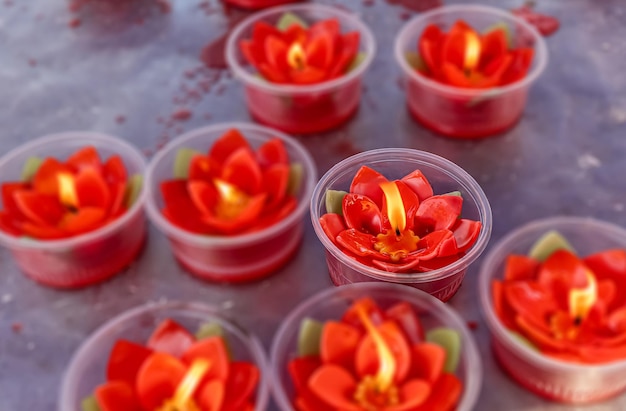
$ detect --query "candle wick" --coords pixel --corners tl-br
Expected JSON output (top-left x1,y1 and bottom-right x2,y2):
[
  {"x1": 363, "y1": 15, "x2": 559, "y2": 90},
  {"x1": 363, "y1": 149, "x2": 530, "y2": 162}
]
[
  {"x1": 395, "y1": 228, "x2": 401, "y2": 237},
  {"x1": 573, "y1": 316, "x2": 582, "y2": 327}
]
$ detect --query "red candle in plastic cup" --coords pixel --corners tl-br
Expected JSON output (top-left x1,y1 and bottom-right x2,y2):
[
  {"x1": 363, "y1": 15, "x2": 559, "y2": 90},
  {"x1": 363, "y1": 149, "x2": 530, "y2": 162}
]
[{"x1": 395, "y1": 5, "x2": 548, "y2": 139}]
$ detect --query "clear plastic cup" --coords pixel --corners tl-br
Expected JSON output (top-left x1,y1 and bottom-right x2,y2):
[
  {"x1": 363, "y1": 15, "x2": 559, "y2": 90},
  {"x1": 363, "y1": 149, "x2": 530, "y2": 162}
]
[
  {"x1": 0, "y1": 132, "x2": 147, "y2": 288},
  {"x1": 310, "y1": 148, "x2": 492, "y2": 302},
  {"x1": 226, "y1": 4, "x2": 376, "y2": 134},
  {"x1": 394, "y1": 5, "x2": 548, "y2": 139},
  {"x1": 270, "y1": 282, "x2": 482, "y2": 411},
  {"x1": 59, "y1": 301, "x2": 271, "y2": 411},
  {"x1": 145, "y1": 122, "x2": 317, "y2": 283},
  {"x1": 479, "y1": 216, "x2": 626, "y2": 404},
  {"x1": 223, "y1": 0, "x2": 300, "y2": 10}
]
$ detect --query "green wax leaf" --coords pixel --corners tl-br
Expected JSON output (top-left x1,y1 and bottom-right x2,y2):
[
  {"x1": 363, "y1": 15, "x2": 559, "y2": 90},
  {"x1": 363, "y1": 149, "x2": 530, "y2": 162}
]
[
  {"x1": 325, "y1": 190, "x2": 348, "y2": 215},
  {"x1": 123, "y1": 174, "x2": 143, "y2": 208},
  {"x1": 467, "y1": 88, "x2": 503, "y2": 108},
  {"x1": 173, "y1": 148, "x2": 202, "y2": 179},
  {"x1": 426, "y1": 327, "x2": 461, "y2": 373},
  {"x1": 81, "y1": 396, "x2": 101, "y2": 411},
  {"x1": 20, "y1": 156, "x2": 43, "y2": 181},
  {"x1": 443, "y1": 191, "x2": 462, "y2": 197},
  {"x1": 405, "y1": 51, "x2": 427, "y2": 72},
  {"x1": 276, "y1": 12, "x2": 309, "y2": 31},
  {"x1": 483, "y1": 22, "x2": 513, "y2": 48},
  {"x1": 528, "y1": 230, "x2": 576, "y2": 262},
  {"x1": 347, "y1": 52, "x2": 367, "y2": 73},
  {"x1": 287, "y1": 163, "x2": 303, "y2": 196},
  {"x1": 509, "y1": 331, "x2": 538, "y2": 351},
  {"x1": 298, "y1": 317, "x2": 323, "y2": 357}
]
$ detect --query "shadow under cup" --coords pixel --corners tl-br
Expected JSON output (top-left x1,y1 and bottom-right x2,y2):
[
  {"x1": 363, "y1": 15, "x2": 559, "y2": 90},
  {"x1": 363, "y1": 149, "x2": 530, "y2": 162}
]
[{"x1": 310, "y1": 148, "x2": 492, "y2": 302}]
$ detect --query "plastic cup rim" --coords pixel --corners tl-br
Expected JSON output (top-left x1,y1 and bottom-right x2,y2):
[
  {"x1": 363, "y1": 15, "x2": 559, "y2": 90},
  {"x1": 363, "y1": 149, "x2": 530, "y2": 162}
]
[
  {"x1": 394, "y1": 4, "x2": 549, "y2": 98},
  {"x1": 479, "y1": 215, "x2": 626, "y2": 372},
  {"x1": 0, "y1": 131, "x2": 148, "y2": 250},
  {"x1": 58, "y1": 300, "x2": 271, "y2": 411},
  {"x1": 269, "y1": 282, "x2": 483, "y2": 411},
  {"x1": 144, "y1": 122, "x2": 317, "y2": 247},
  {"x1": 225, "y1": 3, "x2": 377, "y2": 95},
  {"x1": 310, "y1": 148, "x2": 493, "y2": 283}
]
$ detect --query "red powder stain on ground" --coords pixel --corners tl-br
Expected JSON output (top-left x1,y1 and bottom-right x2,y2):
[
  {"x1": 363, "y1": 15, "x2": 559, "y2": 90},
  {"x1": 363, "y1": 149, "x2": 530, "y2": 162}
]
[
  {"x1": 171, "y1": 108, "x2": 192, "y2": 121},
  {"x1": 4, "y1": 0, "x2": 14, "y2": 7},
  {"x1": 116, "y1": 115, "x2": 126, "y2": 124},
  {"x1": 200, "y1": 34, "x2": 229, "y2": 70},
  {"x1": 28, "y1": 59, "x2": 37, "y2": 67},
  {"x1": 399, "y1": 10, "x2": 412, "y2": 20},
  {"x1": 386, "y1": 0, "x2": 441, "y2": 13},
  {"x1": 11, "y1": 323, "x2": 22, "y2": 334},
  {"x1": 363, "y1": 0, "x2": 375, "y2": 6},
  {"x1": 467, "y1": 321, "x2": 479, "y2": 331},
  {"x1": 68, "y1": 18, "x2": 82, "y2": 28}
]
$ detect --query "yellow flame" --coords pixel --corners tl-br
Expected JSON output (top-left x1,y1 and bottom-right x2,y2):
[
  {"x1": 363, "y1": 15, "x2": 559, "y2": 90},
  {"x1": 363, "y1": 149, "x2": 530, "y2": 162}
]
[
  {"x1": 287, "y1": 42, "x2": 306, "y2": 70},
  {"x1": 57, "y1": 173, "x2": 79, "y2": 209},
  {"x1": 380, "y1": 182, "x2": 406, "y2": 234},
  {"x1": 463, "y1": 30, "x2": 481, "y2": 71},
  {"x1": 158, "y1": 359, "x2": 211, "y2": 411},
  {"x1": 356, "y1": 305, "x2": 396, "y2": 392},
  {"x1": 569, "y1": 270, "x2": 598, "y2": 324},
  {"x1": 214, "y1": 178, "x2": 250, "y2": 220}
]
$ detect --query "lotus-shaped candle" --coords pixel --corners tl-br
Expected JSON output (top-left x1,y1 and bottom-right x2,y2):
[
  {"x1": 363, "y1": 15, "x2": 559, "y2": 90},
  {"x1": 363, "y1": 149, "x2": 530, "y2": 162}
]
[
  {"x1": 226, "y1": 4, "x2": 375, "y2": 134},
  {"x1": 145, "y1": 123, "x2": 316, "y2": 283},
  {"x1": 270, "y1": 283, "x2": 482, "y2": 411},
  {"x1": 0, "y1": 132, "x2": 147, "y2": 288},
  {"x1": 311, "y1": 149, "x2": 492, "y2": 302},
  {"x1": 479, "y1": 217, "x2": 626, "y2": 404}
]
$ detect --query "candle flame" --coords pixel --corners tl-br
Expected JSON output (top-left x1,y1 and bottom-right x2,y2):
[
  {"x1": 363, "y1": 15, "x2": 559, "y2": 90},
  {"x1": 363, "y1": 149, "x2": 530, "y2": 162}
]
[
  {"x1": 569, "y1": 270, "x2": 598, "y2": 324},
  {"x1": 158, "y1": 359, "x2": 211, "y2": 411},
  {"x1": 57, "y1": 173, "x2": 79, "y2": 209},
  {"x1": 287, "y1": 42, "x2": 306, "y2": 70},
  {"x1": 214, "y1": 178, "x2": 250, "y2": 220},
  {"x1": 380, "y1": 182, "x2": 406, "y2": 234},
  {"x1": 356, "y1": 305, "x2": 396, "y2": 391},
  {"x1": 463, "y1": 30, "x2": 481, "y2": 71}
]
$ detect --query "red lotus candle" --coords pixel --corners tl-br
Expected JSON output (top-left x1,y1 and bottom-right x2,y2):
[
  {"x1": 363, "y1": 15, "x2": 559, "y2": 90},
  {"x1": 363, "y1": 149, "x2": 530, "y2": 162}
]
[
  {"x1": 319, "y1": 165, "x2": 482, "y2": 274},
  {"x1": 80, "y1": 319, "x2": 259, "y2": 411},
  {"x1": 0, "y1": 133, "x2": 146, "y2": 288},
  {"x1": 270, "y1": 283, "x2": 483, "y2": 411},
  {"x1": 395, "y1": 5, "x2": 547, "y2": 139},
  {"x1": 145, "y1": 123, "x2": 316, "y2": 282},
  {"x1": 226, "y1": 4, "x2": 375, "y2": 134},
  {"x1": 223, "y1": 0, "x2": 301, "y2": 11}
]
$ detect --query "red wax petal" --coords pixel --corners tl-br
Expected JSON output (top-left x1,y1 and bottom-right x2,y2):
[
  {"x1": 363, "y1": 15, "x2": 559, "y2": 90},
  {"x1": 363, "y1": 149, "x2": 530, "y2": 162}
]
[
  {"x1": 147, "y1": 319, "x2": 195, "y2": 358},
  {"x1": 20, "y1": 220, "x2": 66, "y2": 239},
  {"x1": 411, "y1": 373, "x2": 462, "y2": 411},
  {"x1": 504, "y1": 254, "x2": 539, "y2": 281},
  {"x1": 247, "y1": 195, "x2": 296, "y2": 232},
  {"x1": 414, "y1": 195, "x2": 463, "y2": 236},
  {"x1": 95, "y1": 381, "x2": 141, "y2": 411},
  {"x1": 262, "y1": 163, "x2": 289, "y2": 209},
  {"x1": 295, "y1": 389, "x2": 336, "y2": 411},
  {"x1": 264, "y1": 35, "x2": 290, "y2": 73},
  {"x1": 256, "y1": 138, "x2": 289, "y2": 168},
  {"x1": 349, "y1": 165, "x2": 388, "y2": 208},
  {"x1": 221, "y1": 362, "x2": 259, "y2": 410},
  {"x1": 441, "y1": 20, "x2": 475, "y2": 69},
  {"x1": 319, "y1": 213, "x2": 347, "y2": 246},
  {"x1": 102, "y1": 155, "x2": 128, "y2": 184},
  {"x1": 258, "y1": 62, "x2": 289, "y2": 83},
  {"x1": 305, "y1": 31, "x2": 334, "y2": 71},
  {"x1": 108, "y1": 181, "x2": 127, "y2": 217},
  {"x1": 135, "y1": 353, "x2": 186, "y2": 410},
  {"x1": 2, "y1": 182, "x2": 29, "y2": 216},
  {"x1": 290, "y1": 66, "x2": 327, "y2": 84},
  {"x1": 372, "y1": 258, "x2": 421, "y2": 273},
  {"x1": 75, "y1": 167, "x2": 111, "y2": 209},
  {"x1": 342, "y1": 193, "x2": 384, "y2": 234},
  {"x1": 202, "y1": 193, "x2": 267, "y2": 234},
  {"x1": 106, "y1": 340, "x2": 153, "y2": 385},
  {"x1": 189, "y1": 155, "x2": 219, "y2": 182},
  {"x1": 309, "y1": 18, "x2": 340, "y2": 40},
  {"x1": 336, "y1": 229, "x2": 384, "y2": 259},
  {"x1": 181, "y1": 336, "x2": 230, "y2": 382},
  {"x1": 418, "y1": 24, "x2": 444, "y2": 75},
  {"x1": 410, "y1": 342, "x2": 446, "y2": 384},
  {"x1": 537, "y1": 249, "x2": 590, "y2": 309},
  {"x1": 401, "y1": 169, "x2": 433, "y2": 202},
  {"x1": 197, "y1": 379, "x2": 225, "y2": 411},
  {"x1": 341, "y1": 297, "x2": 385, "y2": 330},
  {"x1": 308, "y1": 364, "x2": 360, "y2": 411},
  {"x1": 13, "y1": 191, "x2": 65, "y2": 226},
  {"x1": 452, "y1": 219, "x2": 481, "y2": 252},
  {"x1": 608, "y1": 306, "x2": 626, "y2": 334},
  {"x1": 482, "y1": 53, "x2": 513, "y2": 82},
  {"x1": 355, "y1": 321, "x2": 411, "y2": 383},
  {"x1": 410, "y1": 230, "x2": 456, "y2": 261},
  {"x1": 66, "y1": 146, "x2": 101, "y2": 171},
  {"x1": 515, "y1": 314, "x2": 568, "y2": 352},
  {"x1": 441, "y1": 62, "x2": 472, "y2": 88},
  {"x1": 283, "y1": 24, "x2": 307, "y2": 45},
  {"x1": 187, "y1": 180, "x2": 218, "y2": 216},
  {"x1": 221, "y1": 147, "x2": 263, "y2": 195},
  {"x1": 320, "y1": 321, "x2": 362, "y2": 371},
  {"x1": 417, "y1": 254, "x2": 462, "y2": 272},
  {"x1": 504, "y1": 282, "x2": 555, "y2": 333},
  {"x1": 240, "y1": 39, "x2": 266, "y2": 67},
  {"x1": 479, "y1": 28, "x2": 508, "y2": 69},
  {"x1": 208, "y1": 128, "x2": 251, "y2": 166},
  {"x1": 59, "y1": 207, "x2": 106, "y2": 235},
  {"x1": 386, "y1": 301, "x2": 425, "y2": 344},
  {"x1": 492, "y1": 280, "x2": 517, "y2": 329},
  {"x1": 501, "y1": 47, "x2": 534, "y2": 85},
  {"x1": 251, "y1": 21, "x2": 283, "y2": 48},
  {"x1": 0, "y1": 211, "x2": 23, "y2": 236},
  {"x1": 32, "y1": 158, "x2": 74, "y2": 195},
  {"x1": 329, "y1": 31, "x2": 360, "y2": 78},
  {"x1": 289, "y1": 356, "x2": 322, "y2": 393},
  {"x1": 584, "y1": 249, "x2": 626, "y2": 311},
  {"x1": 386, "y1": 379, "x2": 432, "y2": 411}
]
